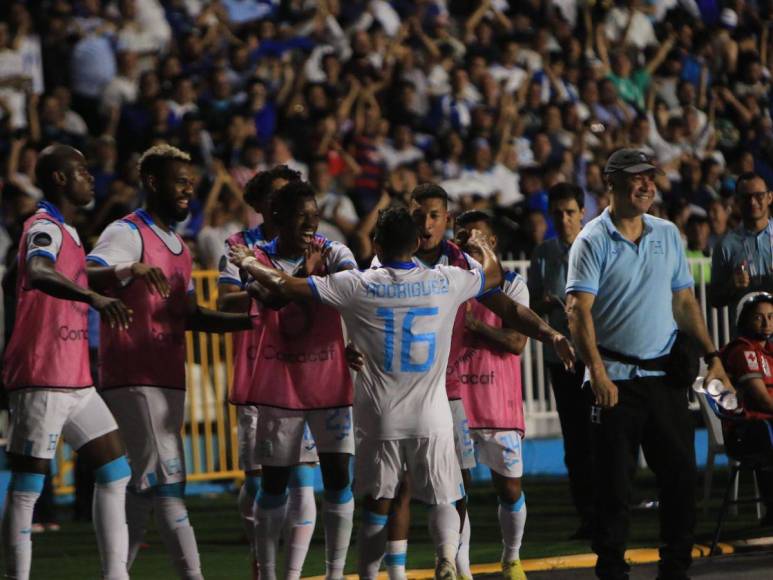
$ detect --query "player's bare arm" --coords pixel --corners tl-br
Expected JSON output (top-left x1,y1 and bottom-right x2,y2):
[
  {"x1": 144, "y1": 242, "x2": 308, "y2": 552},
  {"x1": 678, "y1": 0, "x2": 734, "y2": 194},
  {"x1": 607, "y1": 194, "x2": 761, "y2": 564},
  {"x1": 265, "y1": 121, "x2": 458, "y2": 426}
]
[
  {"x1": 566, "y1": 291, "x2": 617, "y2": 407},
  {"x1": 87, "y1": 261, "x2": 171, "y2": 297},
  {"x1": 229, "y1": 243, "x2": 315, "y2": 301},
  {"x1": 185, "y1": 293, "x2": 253, "y2": 332},
  {"x1": 29, "y1": 255, "x2": 132, "y2": 329},
  {"x1": 479, "y1": 291, "x2": 575, "y2": 370},
  {"x1": 464, "y1": 302, "x2": 527, "y2": 355}
]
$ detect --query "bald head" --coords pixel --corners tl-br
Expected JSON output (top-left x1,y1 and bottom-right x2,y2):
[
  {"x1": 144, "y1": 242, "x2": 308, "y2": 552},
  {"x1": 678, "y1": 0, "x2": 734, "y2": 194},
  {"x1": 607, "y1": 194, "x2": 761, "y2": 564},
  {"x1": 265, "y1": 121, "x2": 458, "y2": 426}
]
[
  {"x1": 34, "y1": 144, "x2": 94, "y2": 207},
  {"x1": 35, "y1": 145, "x2": 84, "y2": 192}
]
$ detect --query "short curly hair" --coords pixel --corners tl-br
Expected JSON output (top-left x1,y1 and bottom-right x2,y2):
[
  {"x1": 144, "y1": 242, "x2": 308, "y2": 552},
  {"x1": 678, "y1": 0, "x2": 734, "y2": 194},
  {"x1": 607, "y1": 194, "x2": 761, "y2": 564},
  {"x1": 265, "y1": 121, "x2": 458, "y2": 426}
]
[
  {"x1": 137, "y1": 144, "x2": 191, "y2": 181},
  {"x1": 243, "y1": 165, "x2": 302, "y2": 207}
]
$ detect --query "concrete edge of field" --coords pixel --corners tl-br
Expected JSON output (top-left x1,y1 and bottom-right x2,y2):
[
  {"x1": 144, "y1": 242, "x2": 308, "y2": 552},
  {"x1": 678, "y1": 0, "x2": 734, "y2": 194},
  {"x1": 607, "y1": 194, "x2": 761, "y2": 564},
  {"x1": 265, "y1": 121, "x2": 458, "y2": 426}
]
[{"x1": 305, "y1": 539, "x2": 773, "y2": 579}]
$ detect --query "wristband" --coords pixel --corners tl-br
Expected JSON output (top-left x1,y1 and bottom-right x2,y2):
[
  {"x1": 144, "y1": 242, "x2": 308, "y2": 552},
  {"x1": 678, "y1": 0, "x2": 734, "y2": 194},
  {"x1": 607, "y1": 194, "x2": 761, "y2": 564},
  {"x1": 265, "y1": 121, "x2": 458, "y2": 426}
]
[{"x1": 703, "y1": 351, "x2": 720, "y2": 364}]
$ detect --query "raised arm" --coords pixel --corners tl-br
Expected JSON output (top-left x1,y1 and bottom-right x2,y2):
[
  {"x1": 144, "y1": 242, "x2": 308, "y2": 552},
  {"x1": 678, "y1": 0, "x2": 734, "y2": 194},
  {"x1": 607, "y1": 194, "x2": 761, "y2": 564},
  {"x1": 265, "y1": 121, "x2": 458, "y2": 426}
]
[{"x1": 229, "y1": 244, "x2": 314, "y2": 301}]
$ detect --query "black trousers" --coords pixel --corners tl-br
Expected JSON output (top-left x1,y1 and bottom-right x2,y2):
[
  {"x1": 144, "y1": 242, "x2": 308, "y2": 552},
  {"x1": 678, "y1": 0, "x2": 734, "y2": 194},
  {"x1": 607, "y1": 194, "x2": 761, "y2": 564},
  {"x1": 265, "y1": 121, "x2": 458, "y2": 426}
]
[
  {"x1": 548, "y1": 362, "x2": 594, "y2": 526},
  {"x1": 591, "y1": 376, "x2": 696, "y2": 580}
]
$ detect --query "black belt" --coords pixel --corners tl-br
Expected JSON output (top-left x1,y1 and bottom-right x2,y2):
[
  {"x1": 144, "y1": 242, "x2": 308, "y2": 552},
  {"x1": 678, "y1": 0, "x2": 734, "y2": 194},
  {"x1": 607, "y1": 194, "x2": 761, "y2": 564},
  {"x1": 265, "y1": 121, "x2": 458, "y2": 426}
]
[{"x1": 597, "y1": 345, "x2": 669, "y2": 372}]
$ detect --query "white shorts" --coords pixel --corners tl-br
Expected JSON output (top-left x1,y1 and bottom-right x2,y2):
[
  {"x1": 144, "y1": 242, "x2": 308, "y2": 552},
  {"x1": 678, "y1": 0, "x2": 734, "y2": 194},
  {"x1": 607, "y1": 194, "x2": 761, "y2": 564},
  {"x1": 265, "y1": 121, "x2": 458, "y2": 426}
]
[
  {"x1": 103, "y1": 387, "x2": 186, "y2": 491},
  {"x1": 238, "y1": 406, "x2": 262, "y2": 472},
  {"x1": 450, "y1": 399, "x2": 476, "y2": 470},
  {"x1": 471, "y1": 429, "x2": 524, "y2": 478},
  {"x1": 354, "y1": 433, "x2": 464, "y2": 505},
  {"x1": 238, "y1": 406, "x2": 319, "y2": 471},
  {"x1": 255, "y1": 405, "x2": 353, "y2": 466},
  {"x1": 7, "y1": 387, "x2": 118, "y2": 460}
]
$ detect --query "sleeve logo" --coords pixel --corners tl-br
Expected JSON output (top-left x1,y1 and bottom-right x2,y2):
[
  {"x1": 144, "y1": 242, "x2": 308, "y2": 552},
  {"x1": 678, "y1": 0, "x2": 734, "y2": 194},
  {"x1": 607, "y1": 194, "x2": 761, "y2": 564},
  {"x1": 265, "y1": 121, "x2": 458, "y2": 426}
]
[{"x1": 744, "y1": 351, "x2": 759, "y2": 371}]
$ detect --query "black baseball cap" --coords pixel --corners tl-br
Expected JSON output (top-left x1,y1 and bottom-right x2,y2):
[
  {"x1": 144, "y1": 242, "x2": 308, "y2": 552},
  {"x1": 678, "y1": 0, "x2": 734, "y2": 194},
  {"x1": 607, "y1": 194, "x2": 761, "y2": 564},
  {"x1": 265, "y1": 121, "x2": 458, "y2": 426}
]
[{"x1": 604, "y1": 148, "x2": 662, "y2": 175}]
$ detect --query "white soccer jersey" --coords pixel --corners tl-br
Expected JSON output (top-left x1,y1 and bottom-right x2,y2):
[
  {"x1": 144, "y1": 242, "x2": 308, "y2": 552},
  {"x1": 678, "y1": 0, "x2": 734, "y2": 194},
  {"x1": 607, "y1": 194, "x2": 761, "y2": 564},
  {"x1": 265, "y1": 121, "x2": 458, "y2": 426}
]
[
  {"x1": 259, "y1": 236, "x2": 357, "y2": 276},
  {"x1": 87, "y1": 209, "x2": 194, "y2": 292},
  {"x1": 309, "y1": 262, "x2": 486, "y2": 440}
]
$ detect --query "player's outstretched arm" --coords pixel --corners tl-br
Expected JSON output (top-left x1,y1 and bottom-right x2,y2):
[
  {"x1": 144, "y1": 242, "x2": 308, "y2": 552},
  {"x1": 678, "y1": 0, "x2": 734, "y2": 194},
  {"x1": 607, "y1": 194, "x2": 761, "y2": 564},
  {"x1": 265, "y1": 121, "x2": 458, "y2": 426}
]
[
  {"x1": 185, "y1": 293, "x2": 253, "y2": 332},
  {"x1": 479, "y1": 291, "x2": 575, "y2": 369},
  {"x1": 229, "y1": 244, "x2": 314, "y2": 301},
  {"x1": 29, "y1": 255, "x2": 133, "y2": 329}
]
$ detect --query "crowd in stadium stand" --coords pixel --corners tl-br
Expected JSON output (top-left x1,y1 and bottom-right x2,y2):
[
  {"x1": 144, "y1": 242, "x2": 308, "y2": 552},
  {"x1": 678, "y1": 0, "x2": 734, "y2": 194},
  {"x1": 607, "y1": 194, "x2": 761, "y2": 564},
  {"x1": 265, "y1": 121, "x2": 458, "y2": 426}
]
[{"x1": 0, "y1": 0, "x2": 771, "y2": 270}]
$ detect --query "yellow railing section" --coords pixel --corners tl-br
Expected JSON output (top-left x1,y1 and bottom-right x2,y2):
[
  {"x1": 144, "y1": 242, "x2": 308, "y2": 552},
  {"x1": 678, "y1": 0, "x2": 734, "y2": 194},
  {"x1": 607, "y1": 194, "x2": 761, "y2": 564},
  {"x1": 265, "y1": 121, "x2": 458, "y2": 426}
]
[{"x1": 54, "y1": 270, "x2": 239, "y2": 495}]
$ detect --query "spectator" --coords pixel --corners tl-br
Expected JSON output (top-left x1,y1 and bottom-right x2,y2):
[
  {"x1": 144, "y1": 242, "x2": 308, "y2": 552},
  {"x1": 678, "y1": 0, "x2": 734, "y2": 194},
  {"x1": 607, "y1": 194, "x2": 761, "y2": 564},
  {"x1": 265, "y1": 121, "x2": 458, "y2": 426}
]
[
  {"x1": 710, "y1": 172, "x2": 773, "y2": 309},
  {"x1": 685, "y1": 214, "x2": 712, "y2": 286},
  {"x1": 528, "y1": 182, "x2": 593, "y2": 540},
  {"x1": 719, "y1": 292, "x2": 773, "y2": 525}
]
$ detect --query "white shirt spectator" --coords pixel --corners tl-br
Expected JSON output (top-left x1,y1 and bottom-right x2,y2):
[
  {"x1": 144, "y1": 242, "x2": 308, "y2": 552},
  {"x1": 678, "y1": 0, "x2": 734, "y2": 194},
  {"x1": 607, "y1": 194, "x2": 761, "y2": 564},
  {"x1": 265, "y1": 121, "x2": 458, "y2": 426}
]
[
  {"x1": 488, "y1": 63, "x2": 528, "y2": 94},
  {"x1": 604, "y1": 7, "x2": 657, "y2": 50},
  {"x1": 445, "y1": 164, "x2": 523, "y2": 206},
  {"x1": 378, "y1": 142, "x2": 425, "y2": 171},
  {"x1": 0, "y1": 48, "x2": 27, "y2": 129}
]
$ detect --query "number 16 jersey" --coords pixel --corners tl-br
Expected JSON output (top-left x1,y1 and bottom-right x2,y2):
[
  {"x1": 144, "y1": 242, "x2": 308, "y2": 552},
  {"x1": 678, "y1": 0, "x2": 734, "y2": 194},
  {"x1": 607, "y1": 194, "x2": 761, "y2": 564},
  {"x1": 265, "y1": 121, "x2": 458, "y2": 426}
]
[{"x1": 308, "y1": 261, "x2": 486, "y2": 440}]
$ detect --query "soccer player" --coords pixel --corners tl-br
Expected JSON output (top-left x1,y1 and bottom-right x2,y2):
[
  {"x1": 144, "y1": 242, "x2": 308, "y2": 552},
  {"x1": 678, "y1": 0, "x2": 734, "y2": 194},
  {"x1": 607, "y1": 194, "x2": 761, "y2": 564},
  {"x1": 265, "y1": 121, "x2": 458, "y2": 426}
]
[
  {"x1": 216, "y1": 165, "x2": 319, "y2": 579},
  {"x1": 454, "y1": 210, "x2": 529, "y2": 580},
  {"x1": 85, "y1": 144, "x2": 253, "y2": 579},
  {"x1": 2, "y1": 145, "x2": 133, "y2": 580},
  {"x1": 371, "y1": 184, "x2": 574, "y2": 580},
  {"x1": 229, "y1": 206, "x2": 503, "y2": 580},
  {"x1": 228, "y1": 180, "x2": 358, "y2": 580}
]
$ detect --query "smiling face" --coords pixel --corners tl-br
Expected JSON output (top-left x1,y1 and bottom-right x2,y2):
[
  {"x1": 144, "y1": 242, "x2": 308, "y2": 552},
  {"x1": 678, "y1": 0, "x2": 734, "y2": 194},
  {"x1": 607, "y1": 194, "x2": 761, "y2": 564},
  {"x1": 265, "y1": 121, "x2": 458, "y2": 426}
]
[
  {"x1": 411, "y1": 196, "x2": 449, "y2": 253},
  {"x1": 279, "y1": 196, "x2": 320, "y2": 255},
  {"x1": 609, "y1": 171, "x2": 657, "y2": 216},
  {"x1": 150, "y1": 160, "x2": 195, "y2": 223},
  {"x1": 736, "y1": 176, "x2": 772, "y2": 224}
]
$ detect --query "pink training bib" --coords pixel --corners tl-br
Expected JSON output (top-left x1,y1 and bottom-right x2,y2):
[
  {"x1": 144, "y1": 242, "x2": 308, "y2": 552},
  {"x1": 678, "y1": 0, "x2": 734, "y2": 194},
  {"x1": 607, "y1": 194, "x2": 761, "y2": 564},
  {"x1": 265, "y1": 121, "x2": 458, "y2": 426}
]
[
  {"x1": 225, "y1": 230, "x2": 262, "y2": 405},
  {"x1": 442, "y1": 240, "x2": 474, "y2": 401},
  {"x1": 230, "y1": 247, "x2": 352, "y2": 409},
  {"x1": 3, "y1": 212, "x2": 92, "y2": 390},
  {"x1": 456, "y1": 298, "x2": 525, "y2": 434},
  {"x1": 99, "y1": 211, "x2": 192, "y2": 390}
]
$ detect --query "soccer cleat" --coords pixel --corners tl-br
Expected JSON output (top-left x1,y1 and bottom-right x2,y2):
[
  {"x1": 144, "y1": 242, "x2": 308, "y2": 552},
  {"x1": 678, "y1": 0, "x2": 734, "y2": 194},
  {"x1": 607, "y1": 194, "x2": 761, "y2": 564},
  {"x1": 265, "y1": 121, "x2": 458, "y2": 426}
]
[
  {"x1": 435, "y1": 557, "x2": 458, "y2": 580},
  {"x1": 502, "y1": 559, "x2": 527, "y2": 580}
]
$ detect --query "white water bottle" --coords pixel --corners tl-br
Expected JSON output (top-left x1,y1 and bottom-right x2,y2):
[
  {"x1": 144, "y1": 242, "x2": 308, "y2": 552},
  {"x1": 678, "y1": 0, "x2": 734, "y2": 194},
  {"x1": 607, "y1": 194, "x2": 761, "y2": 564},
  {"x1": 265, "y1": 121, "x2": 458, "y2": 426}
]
[{"x1": 693, "y1": 376, "x2": 738, "y2": 411}]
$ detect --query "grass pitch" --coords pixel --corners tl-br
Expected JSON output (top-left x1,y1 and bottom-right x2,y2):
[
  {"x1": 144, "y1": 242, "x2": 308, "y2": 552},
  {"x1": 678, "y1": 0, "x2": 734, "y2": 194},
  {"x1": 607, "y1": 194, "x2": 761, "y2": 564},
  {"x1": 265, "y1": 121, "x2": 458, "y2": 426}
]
[{"x1": 22, "y1": 469, "x2": 766, "y2": 579}]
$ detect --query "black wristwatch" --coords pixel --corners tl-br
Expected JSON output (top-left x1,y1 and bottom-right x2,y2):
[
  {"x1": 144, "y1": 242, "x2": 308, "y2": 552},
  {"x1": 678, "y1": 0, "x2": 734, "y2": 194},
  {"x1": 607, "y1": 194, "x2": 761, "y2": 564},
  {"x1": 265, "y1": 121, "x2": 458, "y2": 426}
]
[{"x1": 703, "y1": 351, "x2": 720, "y2": 364}]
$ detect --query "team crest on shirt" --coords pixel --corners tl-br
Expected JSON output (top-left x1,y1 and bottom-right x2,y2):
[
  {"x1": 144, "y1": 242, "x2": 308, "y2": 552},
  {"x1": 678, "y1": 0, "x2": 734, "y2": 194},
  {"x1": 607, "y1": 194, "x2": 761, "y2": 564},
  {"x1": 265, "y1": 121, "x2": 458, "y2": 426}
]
[
  {"x1": 649, "y1": 240, "x2": 664, "y2": 255},
  {"x1": 745, "y1": 351, "x2": 759, "y2": 371}
]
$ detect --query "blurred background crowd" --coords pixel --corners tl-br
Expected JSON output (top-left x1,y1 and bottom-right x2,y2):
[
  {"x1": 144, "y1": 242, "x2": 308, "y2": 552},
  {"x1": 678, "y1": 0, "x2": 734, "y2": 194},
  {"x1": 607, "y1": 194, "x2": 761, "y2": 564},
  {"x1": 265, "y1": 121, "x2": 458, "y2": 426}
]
[{"x1": 0, "y1": 0, "x2": 771, "y2": 269}]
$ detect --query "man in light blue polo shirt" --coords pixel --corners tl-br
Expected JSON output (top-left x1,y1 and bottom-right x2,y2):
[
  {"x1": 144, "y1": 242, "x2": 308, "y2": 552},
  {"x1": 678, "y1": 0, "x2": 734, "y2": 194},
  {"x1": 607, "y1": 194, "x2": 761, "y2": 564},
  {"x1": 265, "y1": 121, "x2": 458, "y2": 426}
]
[
  {"x1": 566, "y1": 148, "x2": 732, "y2": 580},
  {"x1": 709, "y1": 172, "x2": 773, "y2": 312}
]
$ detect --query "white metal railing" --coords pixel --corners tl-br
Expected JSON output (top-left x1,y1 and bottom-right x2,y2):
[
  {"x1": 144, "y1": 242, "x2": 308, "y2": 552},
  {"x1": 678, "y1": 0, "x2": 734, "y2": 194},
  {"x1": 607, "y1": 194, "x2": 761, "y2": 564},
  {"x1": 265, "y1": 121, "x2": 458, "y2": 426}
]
[{"x1": 503, "y1": 257, "x2": 728, "y2": 437}]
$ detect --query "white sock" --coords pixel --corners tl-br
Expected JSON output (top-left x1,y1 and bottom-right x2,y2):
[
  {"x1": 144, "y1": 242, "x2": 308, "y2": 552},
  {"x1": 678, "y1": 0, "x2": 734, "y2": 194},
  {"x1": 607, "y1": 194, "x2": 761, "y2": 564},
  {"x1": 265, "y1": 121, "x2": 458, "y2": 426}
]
[
  {"x1": 385, "y1": 539, "x2": 407, "y2": 580},
  {"x1": 456, "y1": 509, "x2": 472, "y2": 577},
  {"x1": 2, "y1": 472, "x2": 43, "y2": 580},
  {"x1": 93, "y1": 457, "x2": 131, "y2": 580},
  {"x1": 126, "y1": 488, "x2": 154, "y2": 567},
  {"x1": 323, "y1": 487, "x2": 354, "y2": 579},
  {"x1": 498, "y1": 493, "x2": 526, "y2": 563},
  {"x1": 428, "y1": 503, "x2": 460, "y2": 562},
  {"x1": 154, "y1": 484, "x2": 203, "y2": 580},
  {"x1": 285, "y1": 467, "x2": 317, "y2": 580},
  {"x1": 255, "y1": 491, "x2": 288, "y2": 580},
  {"x1": 238, "y1": 475, "x2": 261, "y2": 560},
  {"x1": 357, "y1": 511, "x2": 388, "y2": 580}
]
